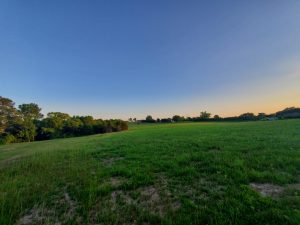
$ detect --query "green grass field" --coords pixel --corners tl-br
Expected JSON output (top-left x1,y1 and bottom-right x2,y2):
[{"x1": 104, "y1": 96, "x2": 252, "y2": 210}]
[{"x1": 0, "y1": 120, "x2": 300, "y2": 225}]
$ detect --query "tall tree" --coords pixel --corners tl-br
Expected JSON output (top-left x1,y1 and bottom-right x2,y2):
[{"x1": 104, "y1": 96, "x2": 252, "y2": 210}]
[
  {"x1": 239, "y1": 113, "x2": 256, "y2": 121},
  {"x1": 18, "y1": 103, "x2": 43, "y2": 121},
  {"x1": 172, "y1": 115, "x2": 185, "y2": 122},
  {"x1": 146, "y1": 115, "x2": 154, "y2": 122},
  {"x1": 0, "y1": 96, "x2": 20, "y2": 133},
  {"x1": 46, "y1": 112, "x2": 71, "y2": 130},
  {"x1": 14, "y1": 103, "x2": 44, "y2": 142},
  {"x1": 200, "y1": 111, "x2": 211, "y2": 119}
]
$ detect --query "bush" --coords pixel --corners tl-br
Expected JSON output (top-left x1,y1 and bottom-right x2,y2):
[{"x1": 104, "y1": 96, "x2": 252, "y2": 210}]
[
  {"x1": 120, "y1": 121, "x2": 128, "y2": 130},
  {"x1": 0, "y1": 134, "x2": 17, "y2": 144}
]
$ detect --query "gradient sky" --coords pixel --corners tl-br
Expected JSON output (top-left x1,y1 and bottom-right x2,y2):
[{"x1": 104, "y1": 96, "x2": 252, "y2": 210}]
[{"x1": 1, "y1": 1, "x2": 300, "y2": 119}]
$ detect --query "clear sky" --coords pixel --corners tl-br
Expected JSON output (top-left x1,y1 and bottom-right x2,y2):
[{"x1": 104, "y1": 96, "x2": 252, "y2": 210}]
[{"x1": 1, "y1": 1, "x2": 300, "y2": 119}]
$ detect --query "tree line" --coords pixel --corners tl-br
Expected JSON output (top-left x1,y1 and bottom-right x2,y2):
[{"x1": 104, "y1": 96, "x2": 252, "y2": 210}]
[
  {"x1": 0, "y1": 96, "x2": 128, "y2": 144},
  {"x1": 132, "y1": 108, "x2": 300, "y2": 123}
]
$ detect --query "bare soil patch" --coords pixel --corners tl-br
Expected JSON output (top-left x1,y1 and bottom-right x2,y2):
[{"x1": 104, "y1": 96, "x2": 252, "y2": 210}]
[
  {"x1": 107, "y1": 177, "x2": 124, "y2": 187},
  {"x1": 140, "y1": 186, "x2": 160, "y2": 203},
  {"x1": 18, "y1": 191, "x2": 79, "y2": 225},
  {"x1": 110, "y1": 190, "x2": 134, "y2": 209},
  {"x1": 250, "y1": 183, "x2": 284, "y2": 197},
  {"x1": 139, "y1": 185, "x2": 166, "y2": 216},
  {"x1": 17, "y1": 206, "x2": 56, "y2": 225},
  {"x1": 63, "y1": 192, "x2": 77, "y2": 218},
  {"x1": 101, "y1": 157, "x2": 124, "y2": 166}
]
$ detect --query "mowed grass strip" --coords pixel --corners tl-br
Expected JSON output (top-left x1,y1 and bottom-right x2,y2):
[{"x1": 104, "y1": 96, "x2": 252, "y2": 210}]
[{"x1": 0, "y1": 120, "x2": 300, "y2": 225}]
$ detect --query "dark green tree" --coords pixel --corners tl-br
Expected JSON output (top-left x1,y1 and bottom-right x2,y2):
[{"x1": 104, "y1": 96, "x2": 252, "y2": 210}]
[
  {"x1": 200, "y1": 111, "x2": 211, "y2": 119},
  {"x1": 145, "y1": 115, "x2": 155, "y2": 122},
  {"x1": 257, "y1": 113, "x2": 266, "y2": 120},
  {"x1": 18, "y1": 103, "x2": 43, "y2": 121},
  {"x1": 6, "y1": 120, "x2": 36, "y2": 142},
  {"x1": 172, "y1": 115, "x2": 185, "y2": 122},
  {"x1": 62, "y1": 117, "x2": 83, "y2": 136},
  {"x1": 0, "y1": 96, "x2": 20, "y2": 133},
  {"x1": 213, "y1": 115, "x2": 220, "y2": 119},
  {"x1": 239, "y1": 113, "x2": 256, "y2": 120},
  {"x1": 37, "y1": 112, "x2": 71, "y2": 139},
  {"x1": 46, "y1": 112, "x2": 71, "y2": 130},
  {"x1": 78, "y1": 116, "x2": 95, "y2": 135},
  {"x1": 15, "y1": 103, "x2": 44, "y2": 142}
]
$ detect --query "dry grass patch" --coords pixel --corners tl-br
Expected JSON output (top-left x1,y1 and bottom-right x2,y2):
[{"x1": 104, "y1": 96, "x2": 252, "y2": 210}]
[
  {"x1": 63, "y1": 192, "x2": 77, "y2": 219},
  {"x1": 17, "y1": 206, "x2": 57, "y2": 225},
  {"x1": 101, "y1": 157, "x2": 124, "y2": 167},
  {"x1": 108, "y1": 182, "x2": 180, "y2": 217},
  {"x1": 17, "y1": 189, "x2": 81, "y2": 225},
  {"x1": 138, "y1": 185, "x2": 164, "y2": 216},
  {"x1": 110, "y1": 190, "x2": 134, "y2": 206},
  {"x1": 171, "y1": 177, "x2": 226, "y2": 205},
  {"x1": 107, "y1": 177, "x2": 125, "y2": 187},
  {"x1": 250, "y1": 183, "x2": 284, "y2": 197}
]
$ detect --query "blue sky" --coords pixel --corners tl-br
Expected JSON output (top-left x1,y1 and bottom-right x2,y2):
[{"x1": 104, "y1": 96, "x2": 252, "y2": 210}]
[{"x1": 1, "y1": 1, "x2": 300, "y2": 119}]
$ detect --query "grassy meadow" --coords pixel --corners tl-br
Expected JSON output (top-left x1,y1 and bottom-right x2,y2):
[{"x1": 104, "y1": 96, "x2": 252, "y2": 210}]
[{"x1": 0, "y1": 120, "x2": 300, "y2": 225}]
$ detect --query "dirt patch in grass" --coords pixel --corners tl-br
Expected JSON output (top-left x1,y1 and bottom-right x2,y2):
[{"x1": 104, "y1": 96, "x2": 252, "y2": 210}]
[
  {"x1": 109, "y1": 184, "x2": 177, "y2": 217},
  {"x1": 171, "y1": 177, "x2": 225, "y2": 204},
  {"x1": 94, "y1": 174, "x2": 227, "y2": 220},
  {"x1": 107, "y1": 177, "x2": 125, "y2": 187},
  {"x1": 154, "y1": 174, "x2": 226, "y2": 210},
  {"x1": 140, "y1": 186, "x2": 160, "y2": 203},
  {"x1": 17, "y1": 206, "x2": 56, "y2": 225},
  {"x1": 90, "y1": 174, "x2": 228, "y2": 223},
  {"x1": 109, "y1": 185, "x2": 166, "y2": 216},
  {"x1": 138, "y1": 185, "x2": 165, "y2": 216},
  {"x1": 155, "y1": 174, "x2": 183, "y2": 211},
  {"x1": 17, "y1": 190, "x2": 81, "y2": 225},
  {"x1": 250, "y1": 183, "x2": 284, "y2": 197},
  {"x1": 58, "y1": 189, "x2": 83, "y2": 224},
  {"x1": 63, "y1": 192, "x2": 77, "y2": 218},
  {"x1": 111, "y1": 190, "x2": 134, "y2": 205},
  {"x1": 101, "y1": 157, "x2": 124, "y2": 167},
  {"x1": 18, "y1": 208, "x2": 42, "y2": 225}
]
